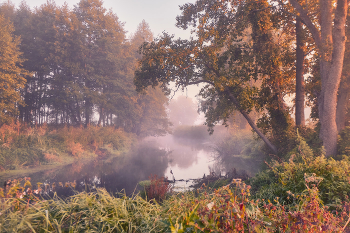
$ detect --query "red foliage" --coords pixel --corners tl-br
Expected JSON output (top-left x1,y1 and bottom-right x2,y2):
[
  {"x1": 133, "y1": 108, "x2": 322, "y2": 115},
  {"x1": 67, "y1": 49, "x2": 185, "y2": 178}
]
[{"x1": 146, "y1": 174, "x2": 172, "y2": 202}]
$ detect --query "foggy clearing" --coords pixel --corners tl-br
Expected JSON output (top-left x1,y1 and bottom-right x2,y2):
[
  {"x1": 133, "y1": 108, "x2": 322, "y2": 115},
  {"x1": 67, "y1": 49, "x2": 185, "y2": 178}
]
[{"x1": 1, "y1": 0, "x2": 350, "y2": 231}]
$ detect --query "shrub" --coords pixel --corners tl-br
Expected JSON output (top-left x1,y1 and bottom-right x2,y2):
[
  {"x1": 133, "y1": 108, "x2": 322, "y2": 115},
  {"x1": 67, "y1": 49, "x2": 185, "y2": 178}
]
[
  {"x1": 248, "y1": 134, "x2": 350, "y2": 208},
  {"x1": 338, "y1": 126, "x2": 350, "y2": 157},
  {"x1": 166, "y1": 179, "x2": 350, "y2": 232},
  {"x1": 145, "y1": 174, "x2": 172, "y2": 202}
]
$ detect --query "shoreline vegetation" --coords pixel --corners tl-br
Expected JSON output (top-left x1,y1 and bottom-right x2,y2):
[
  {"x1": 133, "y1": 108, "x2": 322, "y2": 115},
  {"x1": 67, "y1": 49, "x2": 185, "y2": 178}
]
[
  {"x1": 0, "y1": 122, "x2": 136, "y2": 178},
  {"x1": 1, "y1": 165, "x2": 350, "y2": 232},
  {"x1": 1, "y1": 124, "x2": 350, "y2": 231}
]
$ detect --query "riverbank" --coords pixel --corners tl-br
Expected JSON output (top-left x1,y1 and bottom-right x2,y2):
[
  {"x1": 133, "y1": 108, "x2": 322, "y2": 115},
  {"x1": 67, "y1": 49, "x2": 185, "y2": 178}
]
[
  {"x1": 2, "y1": 132, "x2": 350, "y2": 231},
  {"x1": 1, "y1": 174, "x2": 349, "y2": 232},
  {"x1": 0, "y1": 122, "x2": 136, "y2": 175}
]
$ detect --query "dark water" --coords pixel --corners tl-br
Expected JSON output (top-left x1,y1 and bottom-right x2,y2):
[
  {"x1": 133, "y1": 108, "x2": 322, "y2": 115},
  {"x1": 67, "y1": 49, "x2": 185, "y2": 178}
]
[{"x1": 3, "y1": 135, "x2": 262, "y2": 196}]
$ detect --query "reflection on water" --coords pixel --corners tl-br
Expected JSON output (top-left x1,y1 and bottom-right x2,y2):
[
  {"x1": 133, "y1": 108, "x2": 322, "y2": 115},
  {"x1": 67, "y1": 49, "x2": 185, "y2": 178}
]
[
  {"x1": 4, "y1": 142, "x2": 169, "y2": 196},
  {"x1": 2, "y1": 135, "x2": 263, "y2": 196},
  {"x1": 144, "y1": 135, "x2": 217, "y2": 189}
]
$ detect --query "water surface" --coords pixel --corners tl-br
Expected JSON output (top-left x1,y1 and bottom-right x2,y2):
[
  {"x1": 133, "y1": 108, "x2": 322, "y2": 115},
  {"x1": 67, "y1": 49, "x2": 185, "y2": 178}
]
[{"x1": 2, "y1": 134, "x2": 262, "y2": 196}]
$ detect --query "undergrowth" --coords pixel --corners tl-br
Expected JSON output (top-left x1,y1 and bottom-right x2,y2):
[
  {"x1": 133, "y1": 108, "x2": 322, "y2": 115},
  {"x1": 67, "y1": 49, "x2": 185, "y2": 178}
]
[
  {"x1": 1, "y1": 126, "x2": 350, "y2": 232},
  {"x1": 0, "y1": 122, "x2": 136, "y2": 171},
  {"x1": 1, "y1": 177, "x2": 349, "y2": 232}
]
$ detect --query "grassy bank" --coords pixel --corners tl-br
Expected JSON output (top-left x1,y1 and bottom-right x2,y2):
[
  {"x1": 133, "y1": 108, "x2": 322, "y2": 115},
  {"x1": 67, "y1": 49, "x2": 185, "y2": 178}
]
[
  {"x1": 0, "y1": 122, "x2": 136, "y2": 172},
  {"x1": 1, "y1": 171, "x2": 349, "y2": 232},
  {"x1": 2, "y1": 128, "x2": 350, "y2": 232}
]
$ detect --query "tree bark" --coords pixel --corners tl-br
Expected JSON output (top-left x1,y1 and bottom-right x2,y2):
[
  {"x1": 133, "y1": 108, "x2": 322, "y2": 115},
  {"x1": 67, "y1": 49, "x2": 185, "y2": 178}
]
[
  {"x1": 289, "y1": 0, "x2": 348, "y2": 156},
  {"x1": 336, "y1": 79, "x2": 349, "y2": 132},
  {"x1": 295, "y1": 18, "x2": 305, "y2": 127},
  {"x1": 320, "y1": 0, "x2": 347, "y2": 156}
]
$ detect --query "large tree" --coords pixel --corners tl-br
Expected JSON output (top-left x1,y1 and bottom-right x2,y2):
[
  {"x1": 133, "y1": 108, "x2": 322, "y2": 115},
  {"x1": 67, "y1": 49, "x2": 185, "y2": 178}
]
[
  {"x1": 121, "y1": 20, "x2": 171, "y2": 136},
  {"x1": 335, "y1": 14, "x2": 350, "y2": 133},
  {"x1": 135, "y1": 0, "x2": 348, "y2": 156},
  {"x1": 0, "y1": 0, "x2": 170, "y2": 137},
  {"x1": 135, "y1": 0, "x2": 299, "y2": 154},
  {"x1": 287, "y1": 0, "x2": 348, "y2": 156},
  {"x1": 0, "y1": 14, "x2": 27, "y2": 124}
]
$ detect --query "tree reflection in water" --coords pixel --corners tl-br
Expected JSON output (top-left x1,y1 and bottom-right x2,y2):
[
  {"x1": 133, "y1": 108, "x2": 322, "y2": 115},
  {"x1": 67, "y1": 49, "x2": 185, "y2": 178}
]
[
  {"x1": 3, "y1": 134, "x2": 264, "y2": 197},
  {"x1": 20, "y1": 142, "x2": 169, "y2": 197}
]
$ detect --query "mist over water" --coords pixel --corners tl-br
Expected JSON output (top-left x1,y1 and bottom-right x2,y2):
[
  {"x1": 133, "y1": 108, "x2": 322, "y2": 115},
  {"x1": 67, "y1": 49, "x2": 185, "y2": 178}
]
[
  {"x1": 3, "y1": 129, "x2": 264, "y2": 196},
  {"x1": 145, "y1": 135, "x2": 217, "y2": 189}
]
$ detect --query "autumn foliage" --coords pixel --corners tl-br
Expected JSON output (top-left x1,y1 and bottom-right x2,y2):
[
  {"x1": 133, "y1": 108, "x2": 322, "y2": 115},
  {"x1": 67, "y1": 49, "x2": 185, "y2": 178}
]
[
  {"x1": 0, "y1": 122, "x2": 135, "y2": 170},
  {"x1": 145, "y1": 174, "x2": 172, "y2": 202}
]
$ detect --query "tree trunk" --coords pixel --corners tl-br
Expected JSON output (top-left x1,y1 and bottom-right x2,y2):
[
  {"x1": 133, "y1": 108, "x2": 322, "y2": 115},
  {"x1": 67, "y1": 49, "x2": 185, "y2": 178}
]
[
  {"x1": 336, "y1": 79, "x2": 349, "y2": 132},
  {"x1": 85, "y1": 103, "x2": 90, "y2": 127},
  {"x1": 290, "y1": 0, "x2": 348, "y2": 156},
  {"x1": 98, "y1": 107, "x2": 103, "y2": 126},
  {"x1": 317, "y1": 5, "x2": 345, "y2": 155},
  {"x1": 227, "y1": 91, "x2": 278, "y2": 154},
  {"x1": 319, "y1": 0, "x2": 347, "y2": 156},
  {"x1": 295, "y1": 18, "x2": 305, "y2": 127}
]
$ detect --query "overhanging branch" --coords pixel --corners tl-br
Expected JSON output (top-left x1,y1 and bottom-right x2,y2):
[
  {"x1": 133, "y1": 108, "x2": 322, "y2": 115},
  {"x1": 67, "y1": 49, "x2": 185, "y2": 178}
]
[{"x1": 287, "y1": 0, "x2": 321, "y2": 48}]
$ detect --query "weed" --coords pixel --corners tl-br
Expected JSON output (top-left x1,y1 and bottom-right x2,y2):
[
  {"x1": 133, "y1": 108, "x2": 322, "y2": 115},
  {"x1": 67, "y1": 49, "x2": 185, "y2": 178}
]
[{"x1": 145, "y1": 174, "x2": 172, "y2": 202}]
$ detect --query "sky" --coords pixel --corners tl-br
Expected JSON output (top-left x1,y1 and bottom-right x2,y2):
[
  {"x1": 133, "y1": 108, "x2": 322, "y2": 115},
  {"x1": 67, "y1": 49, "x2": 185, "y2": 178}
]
[{"x1": 4, "y1": 0, "x2": 196, "y2": 40}]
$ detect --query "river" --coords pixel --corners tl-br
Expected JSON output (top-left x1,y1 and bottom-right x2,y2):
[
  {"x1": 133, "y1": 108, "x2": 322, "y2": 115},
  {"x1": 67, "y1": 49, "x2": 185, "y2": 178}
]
[{"x1": 2, "y1": 134, "x2": 262, "y2": 196}]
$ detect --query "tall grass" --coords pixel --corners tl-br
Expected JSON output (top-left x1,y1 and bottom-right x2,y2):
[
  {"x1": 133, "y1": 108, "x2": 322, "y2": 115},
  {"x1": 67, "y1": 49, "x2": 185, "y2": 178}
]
[
  {"x1": 1, "y1": 175, "x2": 350, "y2": 232},
  {"x1": 0, "y1": 122, "x2": 136, "y2": 171},
  {"x1": 0, "y1": 189, "x2": 165, "y2": 232}
]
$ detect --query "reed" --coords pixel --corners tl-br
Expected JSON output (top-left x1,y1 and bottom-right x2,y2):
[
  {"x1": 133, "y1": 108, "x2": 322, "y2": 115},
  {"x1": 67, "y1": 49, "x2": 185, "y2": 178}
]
[{"x1": 0, "y1": 188, "x2": 165, "y2": 232}]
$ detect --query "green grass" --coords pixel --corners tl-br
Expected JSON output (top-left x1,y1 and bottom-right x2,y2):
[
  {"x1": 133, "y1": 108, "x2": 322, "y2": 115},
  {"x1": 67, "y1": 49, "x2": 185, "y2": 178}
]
[
  {"x1": 0, "y1": 123, "x2": 136, "y2": 172},
  {"x1": 0, "y1": 188, "x2": 165, "y2": 232},
  {"x1": 1, "y1": 177, "x2": 349, "y2": 232}
]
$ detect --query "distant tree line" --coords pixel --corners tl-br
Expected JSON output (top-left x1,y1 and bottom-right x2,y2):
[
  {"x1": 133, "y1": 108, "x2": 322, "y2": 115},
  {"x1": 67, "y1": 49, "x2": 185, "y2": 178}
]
[{"x1": 0, "y1": 0, "x2": 171, "y2": 137}]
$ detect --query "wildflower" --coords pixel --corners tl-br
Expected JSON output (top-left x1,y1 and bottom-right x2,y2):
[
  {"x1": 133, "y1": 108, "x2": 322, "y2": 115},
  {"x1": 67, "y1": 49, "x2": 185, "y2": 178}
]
[{"x1": 207, "y1": 202, "x2": 214, "y2": 210}]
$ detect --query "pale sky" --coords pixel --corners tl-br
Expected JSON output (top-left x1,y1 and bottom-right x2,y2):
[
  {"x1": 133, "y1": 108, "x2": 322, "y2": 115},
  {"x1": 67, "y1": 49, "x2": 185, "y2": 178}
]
[{"x1": 3, "y1": 0, "x2": 196, "y2": 39}]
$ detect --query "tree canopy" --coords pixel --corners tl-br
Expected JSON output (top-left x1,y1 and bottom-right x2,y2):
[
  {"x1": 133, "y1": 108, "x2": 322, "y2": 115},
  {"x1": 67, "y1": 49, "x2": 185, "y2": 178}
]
[
  {"x1": 0, "y1": 0, "x2": 170, "y2": 137},
  {"x1": 0, "y1": 14, "x2": 27, "y2": 124},
  {"x1": 135, "y1": 0, "x2": 349, "y2": 156}
]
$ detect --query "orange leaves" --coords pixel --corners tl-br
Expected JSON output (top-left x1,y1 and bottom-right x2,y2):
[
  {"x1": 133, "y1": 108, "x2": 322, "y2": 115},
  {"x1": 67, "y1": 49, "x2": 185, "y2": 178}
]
[
  {"x1": 145, "y1": 174, "x2": 172, "y2": 202},
  {"x1": 67, "y1": 142, "x2": 84, "y2": 157}
]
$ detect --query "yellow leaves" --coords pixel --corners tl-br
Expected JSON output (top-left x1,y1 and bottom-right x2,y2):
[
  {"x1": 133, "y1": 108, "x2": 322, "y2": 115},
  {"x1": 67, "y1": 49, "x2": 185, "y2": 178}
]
[
  {"x1": 0, "y1": 15, "x2": 28, "y2": 123},
  {"x1": 24, "y1": 180, "x2": 32, "y2": 188}
]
